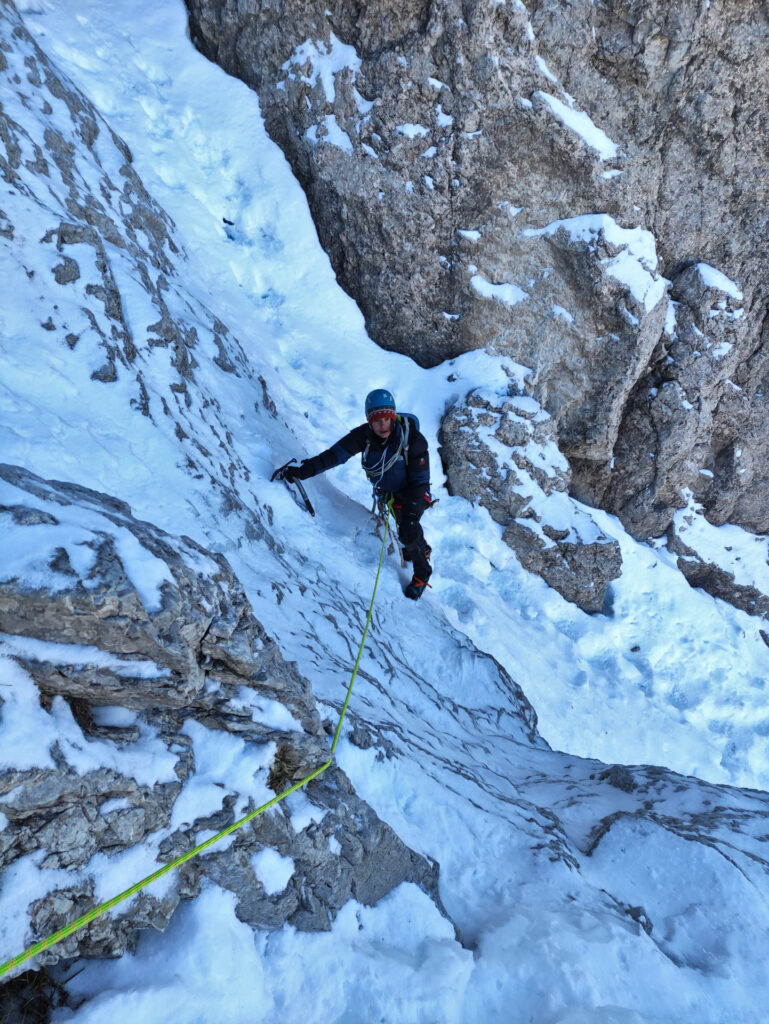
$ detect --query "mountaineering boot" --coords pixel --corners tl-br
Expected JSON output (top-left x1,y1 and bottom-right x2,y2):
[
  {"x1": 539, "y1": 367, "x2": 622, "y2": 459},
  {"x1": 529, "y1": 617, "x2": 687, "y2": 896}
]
[{"x1": 404, "y1": 575, "x2": 430, "y2": 600}]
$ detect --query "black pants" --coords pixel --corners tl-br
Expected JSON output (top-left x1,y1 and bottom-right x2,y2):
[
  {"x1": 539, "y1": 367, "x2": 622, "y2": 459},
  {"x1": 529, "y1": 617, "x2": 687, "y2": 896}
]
[{"x1": 392, "y1": 503, "x2": 432, "y2": 582}]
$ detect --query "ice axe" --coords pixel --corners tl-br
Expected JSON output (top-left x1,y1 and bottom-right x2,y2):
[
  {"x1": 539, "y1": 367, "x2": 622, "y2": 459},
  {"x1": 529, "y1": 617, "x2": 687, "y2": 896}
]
[{"x1": 271, "y1": 459, "x2": 315, "y2": 516}]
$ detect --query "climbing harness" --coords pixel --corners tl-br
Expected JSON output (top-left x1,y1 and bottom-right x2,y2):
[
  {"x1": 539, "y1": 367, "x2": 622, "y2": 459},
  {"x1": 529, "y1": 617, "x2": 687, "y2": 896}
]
[
  {"x1": 271, "y1": 459, "x2": 315, "y2": 516},
  {"x1": 370, "y1": 489, "x2": 439, "y2": 569},
  {"x1": 370, "y1": 496, "x2": 405, "y2": 566},
  {"x1": 0, "y1": 502, "x2": 393, "y2": 979}
]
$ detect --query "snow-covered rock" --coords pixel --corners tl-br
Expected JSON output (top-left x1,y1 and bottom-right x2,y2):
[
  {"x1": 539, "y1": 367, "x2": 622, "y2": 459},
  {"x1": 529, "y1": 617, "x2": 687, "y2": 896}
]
[
  {"x1": 0, "y1": 464, "x2": 444, "y2": 965},
  {"x1": 668, "y1": 492, "x2": 769, "y2": 620},
  {"x1": 440, "y1": 385, "x2": 621, "y2": 612}
]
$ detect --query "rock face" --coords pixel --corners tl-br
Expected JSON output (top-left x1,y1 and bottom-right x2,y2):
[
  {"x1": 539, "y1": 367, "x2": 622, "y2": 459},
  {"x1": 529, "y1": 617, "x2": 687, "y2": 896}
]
[
  {"x1": 0, "y1": 464, "x2": 444, "y2": 966},
  {"x1": 581, "y1": 261, "x2": 764, "y2": 540},
  {"x1": 439, "y1": 379, "x2": 621, "y2": 612},
  {"x1": 184, "y1": 0, "x2": 769, "y2": 541}
]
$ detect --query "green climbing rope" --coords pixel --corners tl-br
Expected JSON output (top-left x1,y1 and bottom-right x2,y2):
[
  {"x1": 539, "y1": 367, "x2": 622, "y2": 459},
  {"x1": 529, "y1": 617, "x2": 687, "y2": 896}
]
[{"x1": 0, "y1": 502, "x2": 393, "y2": 979}]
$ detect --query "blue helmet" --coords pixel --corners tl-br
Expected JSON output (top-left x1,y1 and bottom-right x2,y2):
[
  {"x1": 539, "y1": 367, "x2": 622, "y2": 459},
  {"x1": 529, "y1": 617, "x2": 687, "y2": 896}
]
[{"x1": 365, "y1": 388, "x2": 396, "y2": 423}]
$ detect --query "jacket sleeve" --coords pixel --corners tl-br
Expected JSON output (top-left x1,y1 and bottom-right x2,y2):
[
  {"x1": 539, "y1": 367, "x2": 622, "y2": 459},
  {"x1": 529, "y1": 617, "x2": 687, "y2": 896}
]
[
  {"x1": 403, "y1": 428, "x2": 431, "y2": 498},
  {"x1": 296, "y1": 423, "x2": 368, "y2": 479}
]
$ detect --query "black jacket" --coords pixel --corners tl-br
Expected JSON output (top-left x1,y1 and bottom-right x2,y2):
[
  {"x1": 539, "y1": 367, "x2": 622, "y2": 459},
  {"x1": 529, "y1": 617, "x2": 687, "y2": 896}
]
[{"x1": 297, "y1": 414, "x2": 430, "y2": 501}]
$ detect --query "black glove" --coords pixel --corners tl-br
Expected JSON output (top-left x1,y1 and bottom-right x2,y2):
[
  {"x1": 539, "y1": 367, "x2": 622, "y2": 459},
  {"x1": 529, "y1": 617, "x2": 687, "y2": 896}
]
[
  {"x1": 401, "y1": 490, "x2": 431, "y2": 519},
  {"x1": 272, "y1": 461, "x2": 307, "y2": 483}
]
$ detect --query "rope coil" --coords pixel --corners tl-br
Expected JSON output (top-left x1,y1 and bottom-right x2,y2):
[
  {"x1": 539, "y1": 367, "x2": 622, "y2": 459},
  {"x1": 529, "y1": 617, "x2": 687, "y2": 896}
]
[{"x1": 0, "y1": 503, "x2": 392, "y2": 979}]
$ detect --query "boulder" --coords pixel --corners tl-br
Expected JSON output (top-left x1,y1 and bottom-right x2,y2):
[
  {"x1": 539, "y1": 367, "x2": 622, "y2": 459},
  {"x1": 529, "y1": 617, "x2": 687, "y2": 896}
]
[
  {"x1": 439, "y1": 386, "x2": 621, "y2": 613},
  {"x1": 579, "y1": 261, "x2": 766, "y2": 540},
  {"x1": 666, "y1": 492, "x2": 769, "y2": 619}
]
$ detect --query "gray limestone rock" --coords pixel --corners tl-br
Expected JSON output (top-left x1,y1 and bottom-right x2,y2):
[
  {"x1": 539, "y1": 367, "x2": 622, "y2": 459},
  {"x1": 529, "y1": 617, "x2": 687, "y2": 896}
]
[
  {"x1": 577, "y1": 260, "x2": 765, "y2": 540},
  {"x1": 672, "y1": 545, "x2": 769, "y2": 620},
  {"x1": 0, "y1": 464, "x2": 448, "y2": 967},
  {"x1": 439, "y1": 386, "x2": 621, "y2": 613},
  {"x1": 666, "y1": 502, "x2": 769, "y2": 620}
]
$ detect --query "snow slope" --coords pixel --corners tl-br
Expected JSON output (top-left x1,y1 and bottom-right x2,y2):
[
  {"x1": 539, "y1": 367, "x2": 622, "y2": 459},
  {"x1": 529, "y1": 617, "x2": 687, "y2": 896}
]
[{"x1": 2, "y1": 0, "x2": 769, "y2": 1020}]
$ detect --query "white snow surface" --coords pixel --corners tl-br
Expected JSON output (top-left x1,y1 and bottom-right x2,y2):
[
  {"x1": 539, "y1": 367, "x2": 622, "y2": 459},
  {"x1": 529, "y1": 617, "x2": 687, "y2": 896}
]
[
  {"x1": 534, "y1": 55, "x2": 559, "y2": 84},
  {"x1": 251, "y1": 848, "x2": 295, "y2": 895},
  {"x1": 673, "y1": 492, "x2": 769, "y2": 595},
  {"x1": 281, "y1": 33, "x2": 362, "y2": 104},
  {"x1": 0, "y1": 635, "x2": 170, "y2": 680},
  {"x1": 0, "y1": 478, "x2": 174, "y2": 611},
  {"x1": 552, "y1": 303, "x2": 574, "y2": 323},
  {"x1": 525, "y1": 214, "x2": 668, "y2": 311},
  {"x1": 396, "y1": 123, "x2": 430, "y2": 138},
  {"x1": 1, "y1": 1, "x2": 768, "y2": 1020},
  {"x1": 470, "y1": 273, "x2": 528, "y2": 306},
  {"x1": 534, "y1": 90, "x2": 619, "y2": 160},
  {"x1": 0, "y1": 654, "x2": 177, "y2": 784},
  {"x1": 695, "y1": 262, "x2": 743, "y2": 300},
  {"x1": 306, "y1": 113, "x2": 353, "y2": 152}
]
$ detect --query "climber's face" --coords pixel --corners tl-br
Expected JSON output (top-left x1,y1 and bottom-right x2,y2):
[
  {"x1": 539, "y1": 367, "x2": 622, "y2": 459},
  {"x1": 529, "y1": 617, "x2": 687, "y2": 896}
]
[{"x1": 370, "y1": 416, "x2": 394, "y2": 439}]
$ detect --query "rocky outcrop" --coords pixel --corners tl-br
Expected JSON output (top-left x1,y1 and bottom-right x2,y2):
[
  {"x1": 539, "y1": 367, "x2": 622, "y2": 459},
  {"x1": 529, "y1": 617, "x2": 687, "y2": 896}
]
[
  {"x1": 0, "y1": 464, "x2": 444, "y2": 967},
  {"x1": 671, "y1": 544, "x2": 769, "y2": 622},
  {"x1": 576, "y1": 261, "x2": 765, "y2": 540},
  {"x1": 439, "y1": 382, "x2": 621, "y2": 613},
  {"x1": 666, "y1": 492, "x2": 769, "y2": 620},
  {"x1": 184, "y1": 0, "x2": 768, "y2": 542}
]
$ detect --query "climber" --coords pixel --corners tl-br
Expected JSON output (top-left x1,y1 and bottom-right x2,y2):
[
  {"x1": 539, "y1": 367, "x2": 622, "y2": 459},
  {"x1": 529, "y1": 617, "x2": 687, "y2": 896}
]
[{"x1": 274, "y1": 388, "x2": 434, "y2": 600}]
